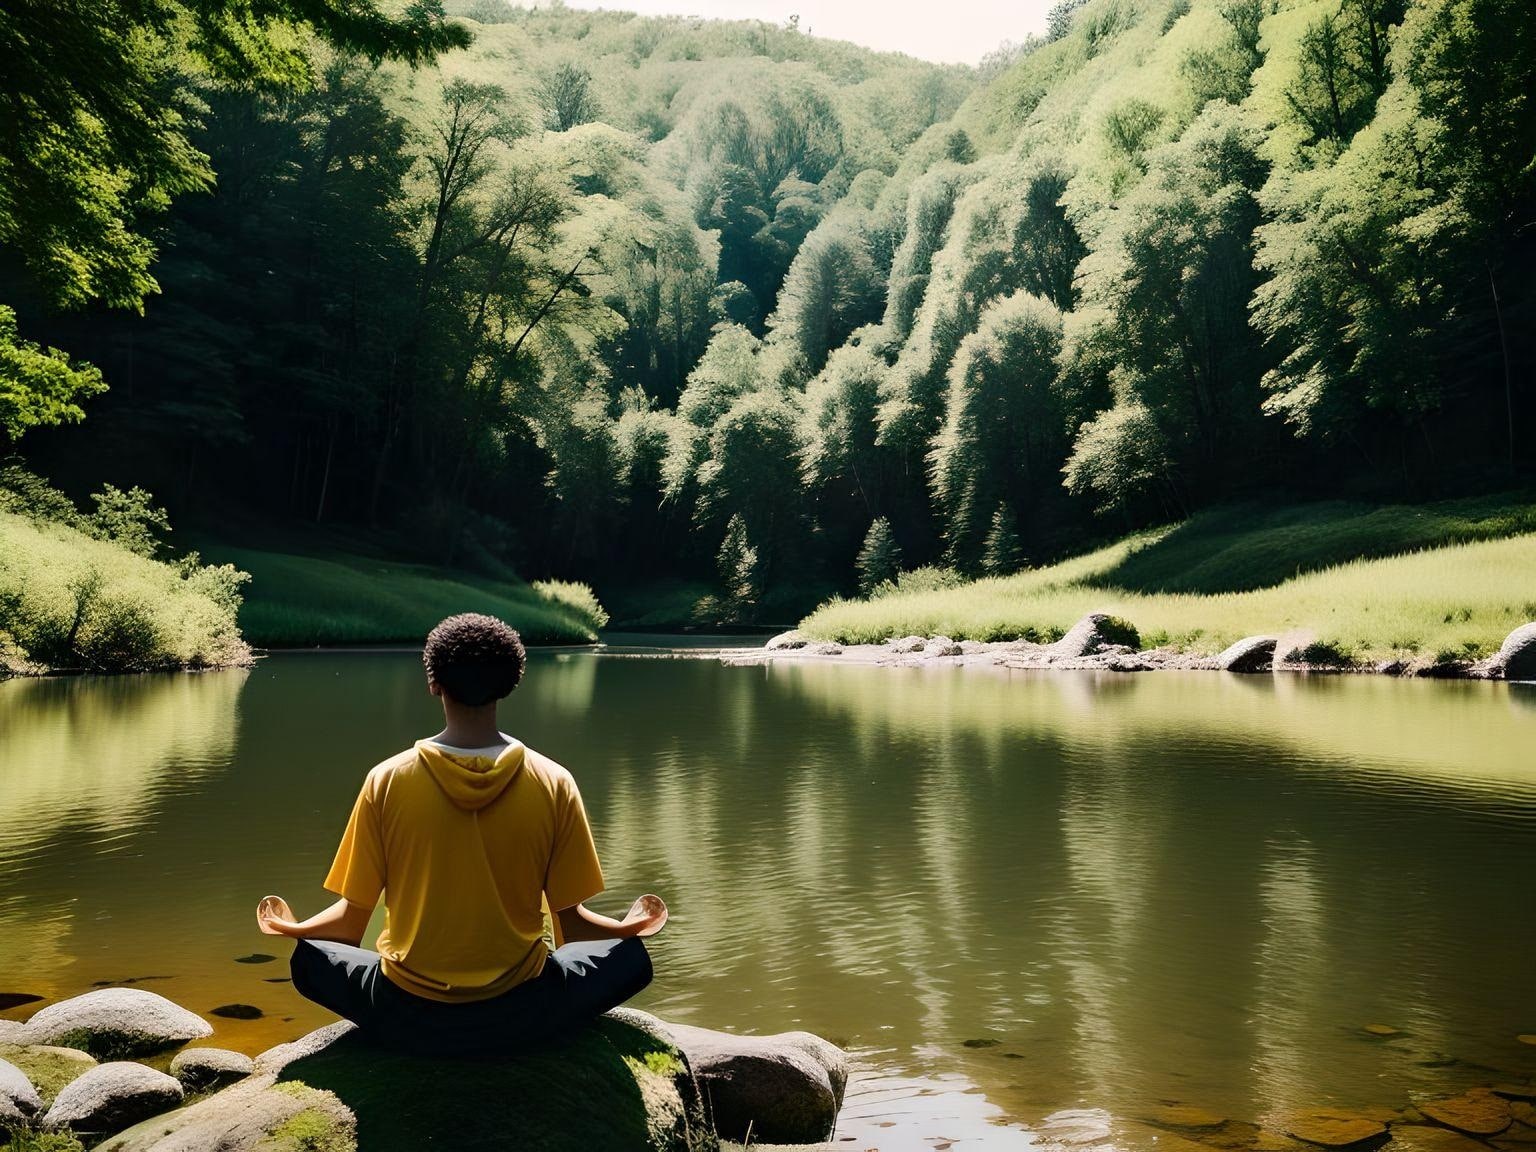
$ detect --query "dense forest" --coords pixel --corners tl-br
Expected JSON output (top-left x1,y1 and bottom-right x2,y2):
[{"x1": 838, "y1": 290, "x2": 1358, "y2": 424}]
[{"x1": 4, "y1": 0, "x2": 1532, "y2": 627}]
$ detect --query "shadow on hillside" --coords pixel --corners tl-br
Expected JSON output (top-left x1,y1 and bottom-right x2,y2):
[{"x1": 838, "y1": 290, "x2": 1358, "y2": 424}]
[{"x1": 1083, "y1": 495, "x2": 1536, "y2": 596}]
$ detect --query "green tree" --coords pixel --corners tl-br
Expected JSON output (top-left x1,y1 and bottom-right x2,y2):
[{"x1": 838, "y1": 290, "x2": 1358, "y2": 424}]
[
  {"x1": 0, "y1": 307, "x2": 106, "y2": 444},
  {"x1": 981, "y1": 504, "x2": 1025, "y2": 576},
  {"x1": 929, "y1": 291, "x2": 1064, "y2": 568},
  {"x1": 541, "y1": 62, "x2": 600, "y2": 132},
  {"x1": 855, "y1": 516, "x2": 902, "y2": 595},
  {"x1": 716, "y1": 512, "x2": 762, "y2": 622}
]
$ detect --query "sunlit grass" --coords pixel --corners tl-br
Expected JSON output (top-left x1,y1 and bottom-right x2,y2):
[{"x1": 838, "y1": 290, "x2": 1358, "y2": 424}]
[
  {"x1": 205, "y1": 545, "x2": 608, "y2": 647},
  {"x1": 801, "y1": 523, "x2": 1536, "y2": 662}
]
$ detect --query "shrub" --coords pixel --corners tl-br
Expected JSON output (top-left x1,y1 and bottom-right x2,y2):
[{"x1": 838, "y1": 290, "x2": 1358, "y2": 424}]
[
  {"x1": 532, "y1": 580, "x2": 610, "y2": 637},
  {"x1": 0, "y1": 511, "x2": 251, "y2": 674},
  {"x1": 855, "y1": 517, "x2": 902, "y2": 597}
]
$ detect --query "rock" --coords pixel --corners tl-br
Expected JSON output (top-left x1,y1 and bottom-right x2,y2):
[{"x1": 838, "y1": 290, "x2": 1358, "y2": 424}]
[
  {"x1": 169, "y1": 1047, "x2": 255, "y2": 1092},
  {"x1": 807, "y1": 642, "x2": 843, "y2": 655},
  {"x1": 1215, "y1": 636, "x2": 1278, "y2": 673},
  {"x1": 657, "y1": 1018, "x2": 846, "y2": 1145},
  {"x1": 888, "y1": 635, "x2": 927, "y2": 654},
  {"x1": 0, "y1": 1021, "x2": 35, "y2": 1045},
  {"x1": 1494, "y1": 1085, "x2": 1536, "y2": 1102},
  {"x1": 1361, "y1": 1023, "x2": 1401, "y2": 1037},
  {"x1": 0, "y1": 1042, "x2": 98, "y2": 1106},
  {"x1": 232, "y1": 954, "x2": 277, "y2": 965},
  {"x1": 1148, "y1": 1104, "x2": 1228, "y2": 1129},
  {"x1": 1053, "y1": 614, "x2": 1140, "y2": 658},
  {"x1": 1521, "y1": 1035, "x2": 1536, "y2": 1046},
  {"x1": 1419, "y1": 1089, "x2": 1513, "y2": 1136},
  {"x1": 0, "y1": 994, "x2": 44, "y2": 1012},
  {"x1": 961, "y1": 1037, "x2": 999, "y2": 1049},
  {"x1": 26, "y1": 989, "x2": 212, "y2": 1058},
  {"x1": 927, "y1": 635, "x2": 964, "y2": 657},
  {"x1": 209, "y1": 1004, "x2": 263, "y2": 1020},
  {"x1": 1283, "y1": 1109, "x2": 1387, "y2": 1146},
  {"x1": 1495, "y1": 623, "x2": 1536, "y2": 681},
  {"x1": 261, "y1": 1014, "x2": 711, "y2": 1151},
  {"x1": 44, "y1": 1061, "x2": 184, "y2": 1137},
  {"x1": 98, "y1": 1076, "x2": 354, "y2": 1152},
  {"x1": 765, "y1": 631, "x2": 810, "y2": 651},
  {"x1": 1390, "y1": 1126, "x2": 1494, "y2": 1152},
  {"x1": 0, "y1": 1055, "x2": 43, "y2": 1131}
]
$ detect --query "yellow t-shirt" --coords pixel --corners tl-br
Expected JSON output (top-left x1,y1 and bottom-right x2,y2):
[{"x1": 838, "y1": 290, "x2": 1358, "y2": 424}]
[{"x1": 323, "y1": 739, "x2": 605, "y2": 1003}]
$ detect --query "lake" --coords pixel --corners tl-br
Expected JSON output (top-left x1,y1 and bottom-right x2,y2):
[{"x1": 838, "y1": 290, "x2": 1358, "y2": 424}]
[{"x1": 3, "y1": 644, "x2": 1535, "y2": 1149}]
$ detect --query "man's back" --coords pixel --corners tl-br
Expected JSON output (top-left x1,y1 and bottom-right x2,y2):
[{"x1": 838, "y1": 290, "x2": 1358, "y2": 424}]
[{"x1": 325, "y1": 739, "x2": 604, "y2": 1003}]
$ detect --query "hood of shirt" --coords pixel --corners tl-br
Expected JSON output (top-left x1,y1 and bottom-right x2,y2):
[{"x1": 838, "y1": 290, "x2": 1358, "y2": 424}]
[{"x1": 414, "y1": 739, "x2": 527, "y2": 811}]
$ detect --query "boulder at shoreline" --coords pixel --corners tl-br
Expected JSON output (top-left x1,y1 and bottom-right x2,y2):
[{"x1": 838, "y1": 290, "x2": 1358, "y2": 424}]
[
  {"x1": 43, "y1": 1061, "x2": 184, "y2": 1137},
  {"x1": 1214, "y1": 636, "x2": 1277, "y2": 673},
  {"x1": 26, "y1": 989, "x2": 212, "y2": 1058},
  {"x1": 1495, "y1": 622, "x2": 1536, "y2": 681}
]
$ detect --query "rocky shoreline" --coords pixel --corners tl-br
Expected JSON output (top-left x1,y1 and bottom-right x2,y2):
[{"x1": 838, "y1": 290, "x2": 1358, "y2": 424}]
[
  {"x1": 0, "y1": 987, "x2": 847, "y2": 1150},
  {"x1": 718, "y1": 617, "x2": 1536, "y2": 682}
]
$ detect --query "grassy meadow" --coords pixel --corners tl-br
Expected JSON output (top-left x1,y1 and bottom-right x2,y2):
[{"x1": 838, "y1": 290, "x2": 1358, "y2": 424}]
[
  {"x1": 800, "y1": 498, "x2": 1536, "y2": 662},
  {"x1": 199, "y1": 542, "x2": 608, "y2": 647}
]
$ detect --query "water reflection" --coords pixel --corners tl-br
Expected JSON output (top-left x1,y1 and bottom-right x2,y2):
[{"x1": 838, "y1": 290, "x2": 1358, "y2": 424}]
[{"x1": 2, "y1": 653, "x2": 1534, "y2": 1141}]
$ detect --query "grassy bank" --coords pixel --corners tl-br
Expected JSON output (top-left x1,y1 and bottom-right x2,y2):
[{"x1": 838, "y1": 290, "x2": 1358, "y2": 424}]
[
  {"x1": 800, "y1": 497, "x2": 1536, "y2": 663},
  {"x1": 0, "y1": 511, "x2": 250, "y2": 675},
  {"x1": 198, "y1": 542, "x2": 608, "y2": 647}
]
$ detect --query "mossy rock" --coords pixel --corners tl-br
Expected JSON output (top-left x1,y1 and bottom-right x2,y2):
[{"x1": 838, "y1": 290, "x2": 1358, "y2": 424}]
[
  {"x1": 98, "y1": 1077, "x2": 353, "y2": 1152},
  {"x1": 274, "y1": 1017, "x2": 715, "y2": 1152},
  {"x1": 0, "y1": 1046, "x2": 96, "y2": 1108}
]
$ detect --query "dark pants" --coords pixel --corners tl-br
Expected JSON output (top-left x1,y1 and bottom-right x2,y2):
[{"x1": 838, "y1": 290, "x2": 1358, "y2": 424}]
[{"x1": 290, "y1": 937, "x2": 652, "y2": 1056}]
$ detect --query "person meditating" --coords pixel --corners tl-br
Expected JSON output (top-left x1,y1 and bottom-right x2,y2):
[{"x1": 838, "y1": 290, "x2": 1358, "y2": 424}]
[{"x1": 254, "y1": 612, "x2": 665, "y2": 1054}]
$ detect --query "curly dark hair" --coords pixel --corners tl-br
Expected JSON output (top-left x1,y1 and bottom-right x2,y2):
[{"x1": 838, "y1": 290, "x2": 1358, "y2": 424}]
[{"x1": 422, "y1": 613, "x2": 527, "y2": 706}]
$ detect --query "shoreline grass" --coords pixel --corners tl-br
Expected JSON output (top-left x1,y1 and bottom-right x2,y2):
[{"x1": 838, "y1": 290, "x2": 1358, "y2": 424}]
[
  {"x1": 198, "y1": 543, "x2": 608, "y2": 647},
  {"x1": 800, "y1": 500, "x2": 1536, "y2": 663}
]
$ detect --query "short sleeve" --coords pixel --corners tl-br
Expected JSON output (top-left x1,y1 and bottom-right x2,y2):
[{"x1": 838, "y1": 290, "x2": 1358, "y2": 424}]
[
  {"x1": 323, "y1": 778, "x2": 386, "y2": 908},
  {"x1": 544, "y1": 774, "x2": 605, "y2": 911}
]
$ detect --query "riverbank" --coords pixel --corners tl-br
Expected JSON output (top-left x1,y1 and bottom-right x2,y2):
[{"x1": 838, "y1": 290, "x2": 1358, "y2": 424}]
[
  {"x1": 798, "y1": 497, "x2": 1536, "y2": 669},
  {"x1": 193, "y1": 541, "x2": 607, "y2": 647}
]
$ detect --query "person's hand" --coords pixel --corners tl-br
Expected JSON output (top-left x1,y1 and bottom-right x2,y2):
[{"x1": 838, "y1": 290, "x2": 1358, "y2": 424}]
[
  {"x1": 256, "y1": 895, "x2": 299, "y2": 937},
  {"x1": 620, "y1": 893, "x2": 668, "y2": 938}
]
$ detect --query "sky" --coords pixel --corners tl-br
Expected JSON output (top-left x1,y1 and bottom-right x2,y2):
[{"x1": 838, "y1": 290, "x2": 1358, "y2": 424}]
[{"x1": 551, "y1": 0, "x2": 1053, "y2": 65}]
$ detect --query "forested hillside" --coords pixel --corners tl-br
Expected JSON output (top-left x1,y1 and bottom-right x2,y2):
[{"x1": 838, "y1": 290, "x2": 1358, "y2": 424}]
[{"x1": 6, "y1": 0, "x2": 1532, "y2": 627}]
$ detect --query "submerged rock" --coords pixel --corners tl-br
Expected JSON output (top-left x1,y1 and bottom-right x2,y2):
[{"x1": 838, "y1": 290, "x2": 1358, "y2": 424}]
[
  {"x1": 656, "y1": 1015, "x2": 847, "y2": 1145},
  {"x1": 1053, "y1": 614, "x2": 1140, "y2": 658},
  {"x1": 26, "y1": 989, "x2": 212, "y2": 1058},
  {"x1": 1419, "y1": 1088, "x2": 1512, "y2": 1136},
  {"x1": 169, "y1": 1047, "x2": 255, "y2": 1092},
  {"x1": 1283, "y1": 1108, "x2": 1387, "y2": 1146},
  {"x1": 1215, "y1": 636, "x2": 1278, "y2": 673},
  {"x1": 210, "y1": 1004, "x2": 263, "y2": 1020},
  {"x1": 1389, "y1": 1126, "x2": 1491, "y2": 1152},
  {"x1": 1495, "y1": 623, "x2": 1536, "y2": 681},
  {"x1": 1148, "y1": 1104, "x2": 1228, "y2": 1129},
  {"x1": 0, "y1": 1055, "x2": 43, "y2": 1126},
  {"x1": 0, "y1": 993, "x2": 44, "y2": 1012},
  {"x1": 1360, "y1": 1023, "x2": 1401, "y2": 1037},
  {"x1": 44, "y1": 1061, "x2": 183, "y2": 1136}
]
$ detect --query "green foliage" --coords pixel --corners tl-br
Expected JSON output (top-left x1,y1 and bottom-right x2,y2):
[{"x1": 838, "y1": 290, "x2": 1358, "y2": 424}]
[
  {"x1": 532, "y1": 579, "x2": 611, "y2": 633},
  {"x1": 541, "y1": 62, "x2": 600, "y2": 132},
  {"x1": 0, "y1": 1130, "x2": 86, "y2": 1152},
  {"x1": 929, "y1": 291, "x2": 1063, "y2": 567},
  {"x1": 87, "y1": 485, "x2": 173, "y2": 558},
  {"x1": 715, "y1": 513, "x2": 762, "y2": 622},
  {"x1": 0, "y1": 307, "x2": 107, "y2": 443},
  {"x1": 982, "y1": 505, "x2": 1026, "y2": 575},
  {"x1": 855, "y1": 516, "x2": 902, "y2": 596},
  {"x1": 0, "y1": 511, "x2": 251, "y2": 674}
]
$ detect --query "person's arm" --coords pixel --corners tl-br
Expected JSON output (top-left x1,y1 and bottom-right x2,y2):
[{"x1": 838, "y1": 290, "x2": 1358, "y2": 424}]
[
  {"x1": 258, "y1": 896, "x2": 374, "y2": 947},
  {"x1": 556, "y1": 900, "x2": 663, "y2": 943}
]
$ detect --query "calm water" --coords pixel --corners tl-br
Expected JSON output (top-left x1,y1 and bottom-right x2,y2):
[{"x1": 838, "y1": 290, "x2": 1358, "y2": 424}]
[{"x1": 3, "y1": 647, "x2": 1536, "y2": 1148}]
